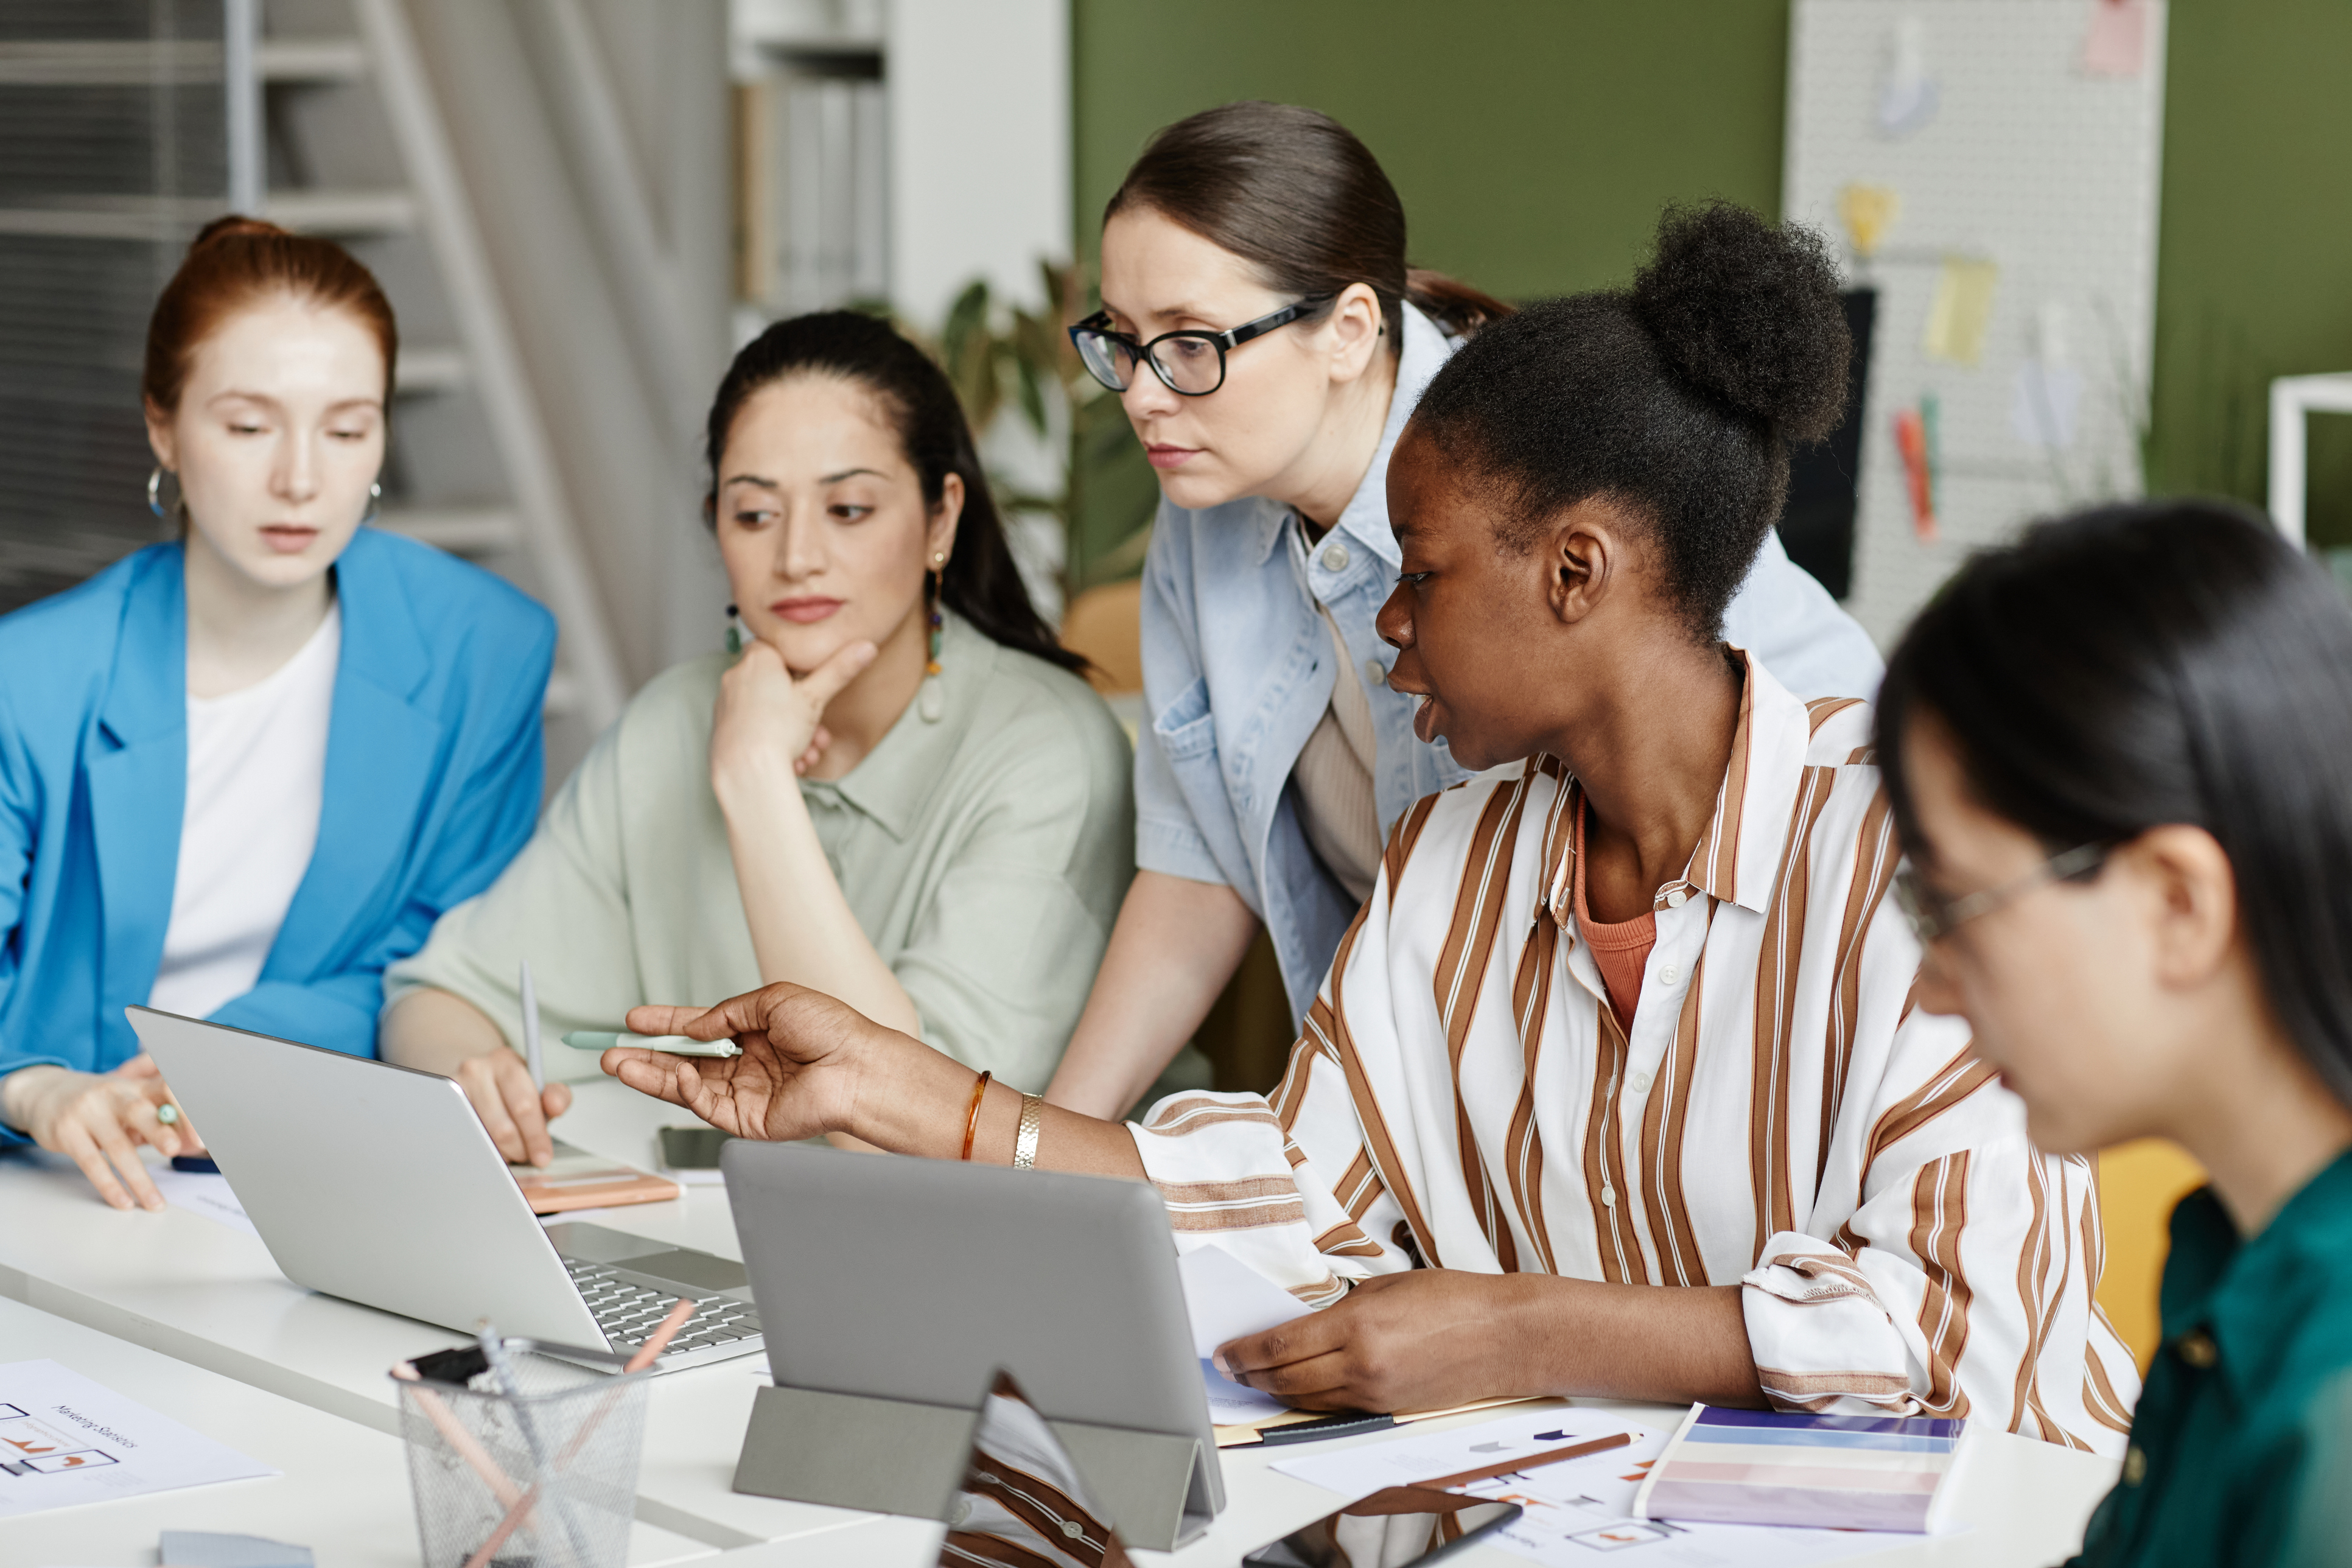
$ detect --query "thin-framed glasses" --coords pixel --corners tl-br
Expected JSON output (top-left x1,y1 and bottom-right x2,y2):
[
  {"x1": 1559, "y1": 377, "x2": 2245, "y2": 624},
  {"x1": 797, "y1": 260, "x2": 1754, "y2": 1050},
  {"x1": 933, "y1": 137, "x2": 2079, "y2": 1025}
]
[
  {"x1": 1068, "y1": 296, "x2": 1336, "y2": 397},
  {"x1": 1893, "y1": 842, "x2": 2107, "y2": 945}
]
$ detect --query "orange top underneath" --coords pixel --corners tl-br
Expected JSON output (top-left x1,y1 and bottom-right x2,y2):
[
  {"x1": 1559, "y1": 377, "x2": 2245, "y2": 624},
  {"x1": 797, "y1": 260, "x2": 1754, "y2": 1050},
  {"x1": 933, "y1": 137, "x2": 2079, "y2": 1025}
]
[{"x1": 1572, "y1": 794, "x2": 1657, "y2": 1034}]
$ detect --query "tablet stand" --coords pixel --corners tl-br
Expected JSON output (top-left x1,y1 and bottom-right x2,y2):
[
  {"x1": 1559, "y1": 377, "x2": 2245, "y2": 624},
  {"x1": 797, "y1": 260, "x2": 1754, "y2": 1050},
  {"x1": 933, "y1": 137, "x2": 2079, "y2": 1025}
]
[{"x1": 733, "y1": 1382, "x2": 1214, "y2": 1551}]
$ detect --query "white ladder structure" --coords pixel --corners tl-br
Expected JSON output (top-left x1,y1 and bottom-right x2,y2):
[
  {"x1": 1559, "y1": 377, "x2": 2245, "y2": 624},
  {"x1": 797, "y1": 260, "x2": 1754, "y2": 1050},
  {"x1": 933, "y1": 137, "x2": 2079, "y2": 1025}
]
[{"x1": 233, "y1": 0, "x2": 625, "y2": 743}]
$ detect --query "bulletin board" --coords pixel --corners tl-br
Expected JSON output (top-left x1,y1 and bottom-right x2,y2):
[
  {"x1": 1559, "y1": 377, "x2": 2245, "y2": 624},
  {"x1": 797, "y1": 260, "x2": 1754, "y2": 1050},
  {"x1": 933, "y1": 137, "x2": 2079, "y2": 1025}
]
[{"x1": 1783, "y1": 0, "x2": 2168, "y2": 646}]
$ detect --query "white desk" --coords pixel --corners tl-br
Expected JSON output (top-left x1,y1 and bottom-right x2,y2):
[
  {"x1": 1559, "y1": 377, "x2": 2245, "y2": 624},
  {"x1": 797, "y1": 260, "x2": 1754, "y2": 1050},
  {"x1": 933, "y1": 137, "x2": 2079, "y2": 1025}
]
[
  {"x1": 0, "y1": 1294, "x2": 714, "y2": 1566},
  {"x1": 0, "y1": 1077, "x2": 2120, "y2": 1565},
  {"x1": 700, "y1": 1408, "x2": 2120, "y2": 1567},
  {"x1": 0, "y1": 1086, "x2": 873, "y2": 1554}
]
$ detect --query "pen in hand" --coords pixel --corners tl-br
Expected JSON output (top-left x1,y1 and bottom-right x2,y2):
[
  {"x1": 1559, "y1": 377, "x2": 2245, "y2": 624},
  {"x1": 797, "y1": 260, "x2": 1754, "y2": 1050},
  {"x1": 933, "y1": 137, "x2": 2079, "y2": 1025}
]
[
  {"x1": 520, "y1": 961, "x2": 544, "y2": 1090},
  {"x1": 562, "y1": 1031, "x2": 742, "y2": 1059}
]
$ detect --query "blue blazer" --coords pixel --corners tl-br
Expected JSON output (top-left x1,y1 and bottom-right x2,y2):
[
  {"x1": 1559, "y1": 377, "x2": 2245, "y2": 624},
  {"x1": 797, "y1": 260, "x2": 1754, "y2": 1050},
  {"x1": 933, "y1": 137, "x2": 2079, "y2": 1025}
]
[{"x1": 0, "y1": 528, "x2": 555, "y2": 1125}]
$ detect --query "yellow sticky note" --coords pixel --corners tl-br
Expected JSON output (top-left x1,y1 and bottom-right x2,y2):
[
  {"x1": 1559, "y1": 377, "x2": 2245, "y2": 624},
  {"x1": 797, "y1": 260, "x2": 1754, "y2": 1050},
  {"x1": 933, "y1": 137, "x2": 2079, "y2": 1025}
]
[
  {"x1": 1838, "y1": 184, "x2": 1900, "y2": 258},
  {"x1": 1923, "y1": 257, "x2": 1997, "y2": 365}
]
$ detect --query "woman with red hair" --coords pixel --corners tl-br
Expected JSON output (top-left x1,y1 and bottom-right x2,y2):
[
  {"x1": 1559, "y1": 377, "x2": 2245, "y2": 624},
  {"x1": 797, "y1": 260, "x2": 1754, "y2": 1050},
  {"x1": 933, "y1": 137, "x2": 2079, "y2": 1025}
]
[{"x1": 0, "y1": 216, "x2": 555, "y2": 1211}]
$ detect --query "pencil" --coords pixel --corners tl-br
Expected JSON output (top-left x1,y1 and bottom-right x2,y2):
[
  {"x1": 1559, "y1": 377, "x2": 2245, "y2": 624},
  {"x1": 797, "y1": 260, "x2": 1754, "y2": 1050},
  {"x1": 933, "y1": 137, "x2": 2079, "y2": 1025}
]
[
  {"x1": 1413, "y1": 1429, "x2": 1633, "y2": 1490},
  {"x1": 452, "y1": 1301, "x2": 697, "y2": 1568},
  {"x1": 520, "y1": 961, "x2": 543, "y2": 1090}
]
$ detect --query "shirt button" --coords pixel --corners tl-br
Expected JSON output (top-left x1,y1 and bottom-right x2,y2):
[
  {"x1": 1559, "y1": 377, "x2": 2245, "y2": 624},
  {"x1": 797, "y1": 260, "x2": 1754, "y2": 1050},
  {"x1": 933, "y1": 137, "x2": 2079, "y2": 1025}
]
[
  {"x1": 2123, "y1": 1445, "x2": 2147, "y2": 1486},
  {"x1": 1363, "y1": 657, "x2": 1386, "y2": 688},
  {"x1": 1321, "y1": 542, "x2": 1350, "y2": 572},
  {"x1": 1664, "y1": 887, "x2": 1689, "y2": 909},
  {"x1": 1060, "y1": 1521, "x2": 1084, "y2": 1539},
  {"x1": 1627, "y1": 1071, "x2": 1653, "y2": 1094},
  {"x1": 2177, "y1": 1330, "x2": 2218, "y2": 1369},
  {"x1": 1601, "y1": 1185, "x2": 1617, "y2": 1207},
  {"x1": 1658, "y1": 964, "x2": 1679, "y2": 986}
]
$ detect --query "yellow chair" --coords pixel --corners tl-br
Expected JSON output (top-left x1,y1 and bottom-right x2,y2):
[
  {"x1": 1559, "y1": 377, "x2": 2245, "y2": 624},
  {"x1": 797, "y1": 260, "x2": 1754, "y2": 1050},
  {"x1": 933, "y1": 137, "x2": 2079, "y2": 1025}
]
[{"x1": 2095, "y1": 1138, "x2": 2208, "y2": 1370}]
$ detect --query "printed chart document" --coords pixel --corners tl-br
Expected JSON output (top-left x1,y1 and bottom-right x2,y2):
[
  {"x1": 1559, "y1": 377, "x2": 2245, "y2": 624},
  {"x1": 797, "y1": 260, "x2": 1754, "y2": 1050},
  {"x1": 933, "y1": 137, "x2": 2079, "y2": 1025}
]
[
  {"x1": 1275, "y1": 1405, "x2": 1913, "y2": 1567},
  {"x1": 0, "y1": 1360, "x2": 276, "y2": 1517}
]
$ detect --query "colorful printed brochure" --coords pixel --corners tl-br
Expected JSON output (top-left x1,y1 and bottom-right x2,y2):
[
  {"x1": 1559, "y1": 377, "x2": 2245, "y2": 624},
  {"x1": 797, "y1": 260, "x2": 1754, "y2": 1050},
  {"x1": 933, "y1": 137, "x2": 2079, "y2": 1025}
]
[{"x1": 1632, "y1": 1404, "x2": 1967, "y2": 1533}]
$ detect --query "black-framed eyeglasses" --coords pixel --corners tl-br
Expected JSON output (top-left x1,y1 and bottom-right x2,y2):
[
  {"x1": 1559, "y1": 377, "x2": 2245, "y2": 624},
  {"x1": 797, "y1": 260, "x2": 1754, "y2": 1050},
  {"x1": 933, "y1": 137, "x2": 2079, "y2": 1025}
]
[
  {"x1": 1068, "y1": 296, "x2": 1336, "y2": 397},
  {"x1": 1892, "y1": 842, "x2": 2107, "y2": 945}
]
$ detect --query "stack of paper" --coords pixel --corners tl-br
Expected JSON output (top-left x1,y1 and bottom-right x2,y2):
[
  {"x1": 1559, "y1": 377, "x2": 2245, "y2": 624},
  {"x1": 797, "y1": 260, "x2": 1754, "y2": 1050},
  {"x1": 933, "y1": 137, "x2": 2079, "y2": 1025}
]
[
  {"x1": 1273, "y1": 1407, "x2": 1917, "y2": 1567},
  {"x1": 1634, "y1": 1405, "x2": 1966, "y2": 1533}
]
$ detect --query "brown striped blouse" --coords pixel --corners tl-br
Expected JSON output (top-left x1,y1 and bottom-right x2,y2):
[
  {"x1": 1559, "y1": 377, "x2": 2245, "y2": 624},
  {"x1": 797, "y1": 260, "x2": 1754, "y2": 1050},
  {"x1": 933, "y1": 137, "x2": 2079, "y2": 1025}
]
[{"x1": 1129, "y1": 653, "x2": 2139, "y2": 1453}]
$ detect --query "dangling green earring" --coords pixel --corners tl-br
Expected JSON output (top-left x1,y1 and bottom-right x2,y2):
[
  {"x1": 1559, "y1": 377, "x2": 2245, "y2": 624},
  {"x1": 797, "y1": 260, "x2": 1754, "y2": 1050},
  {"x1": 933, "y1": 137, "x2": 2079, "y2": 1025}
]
[
  {"x1": 725, "y1": 603, "x2": 743, "y2": 655},
  {"x1": 919, "y1": 554, "x2": 947, "y2": 721}
]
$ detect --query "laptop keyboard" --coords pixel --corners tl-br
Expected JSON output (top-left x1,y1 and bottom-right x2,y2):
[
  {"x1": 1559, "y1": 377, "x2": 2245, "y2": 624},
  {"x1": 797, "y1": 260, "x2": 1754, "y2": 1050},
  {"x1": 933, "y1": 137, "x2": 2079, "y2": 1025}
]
[{"x1": 564, "y1": 1258, "x2": 763, "y2": 1359}]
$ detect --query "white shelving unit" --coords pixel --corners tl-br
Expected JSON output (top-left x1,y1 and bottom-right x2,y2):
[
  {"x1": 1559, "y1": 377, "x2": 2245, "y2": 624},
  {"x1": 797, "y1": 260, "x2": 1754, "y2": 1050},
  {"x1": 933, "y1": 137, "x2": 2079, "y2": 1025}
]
[
  {"x1": 729, "y1": 0, "x2": 1069, "y2": 331},
  {"x1": 2269, "y1": 373, "x2": 2352, "y2": 545}
]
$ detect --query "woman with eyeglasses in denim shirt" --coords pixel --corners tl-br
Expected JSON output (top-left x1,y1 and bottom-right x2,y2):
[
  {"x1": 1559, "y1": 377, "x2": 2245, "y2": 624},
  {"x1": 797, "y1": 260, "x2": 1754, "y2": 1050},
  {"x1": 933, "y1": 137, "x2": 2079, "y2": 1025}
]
[{"x1": 1046, "y1": 102, "x2": 1885, "y2": 1118}]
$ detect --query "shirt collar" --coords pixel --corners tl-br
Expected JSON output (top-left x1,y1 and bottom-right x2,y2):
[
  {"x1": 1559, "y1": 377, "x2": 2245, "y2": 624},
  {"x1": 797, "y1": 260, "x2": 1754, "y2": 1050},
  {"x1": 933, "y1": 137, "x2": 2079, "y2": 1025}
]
[
  {"x1": 1539, "y1": 648, "x2": 1813, "y2": 924},
  {"x1": 2164, "y1": 1148, "x2": 2352, "y2": 1406},
  {"x1": 1248, "y1": 302, "x2": 1455, "y2": 570},
  {"x1": 807, "y1": 609, "x2": 994, "y2": 841}
]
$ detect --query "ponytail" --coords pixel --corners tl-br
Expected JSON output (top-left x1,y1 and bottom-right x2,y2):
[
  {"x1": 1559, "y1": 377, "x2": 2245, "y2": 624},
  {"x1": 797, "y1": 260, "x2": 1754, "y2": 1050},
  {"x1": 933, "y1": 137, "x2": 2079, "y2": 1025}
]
[{"x1": 1406, "y1": 267, "x2": 1510, "y2": 339}]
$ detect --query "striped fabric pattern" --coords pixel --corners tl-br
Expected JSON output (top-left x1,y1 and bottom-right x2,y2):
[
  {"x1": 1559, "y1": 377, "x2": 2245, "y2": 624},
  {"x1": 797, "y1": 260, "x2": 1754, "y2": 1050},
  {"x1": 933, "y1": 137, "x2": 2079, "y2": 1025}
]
[{"x1": 1130, "y1": 653, "x2": 2137, "y2": 1454}]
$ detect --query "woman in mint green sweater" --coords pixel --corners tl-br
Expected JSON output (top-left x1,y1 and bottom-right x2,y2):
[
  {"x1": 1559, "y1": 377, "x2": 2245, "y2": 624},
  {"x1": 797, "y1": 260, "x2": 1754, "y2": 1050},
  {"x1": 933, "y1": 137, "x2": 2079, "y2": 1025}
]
[{"x1": 382, "y1": 312, "x2": 1172, "y2": 1163}]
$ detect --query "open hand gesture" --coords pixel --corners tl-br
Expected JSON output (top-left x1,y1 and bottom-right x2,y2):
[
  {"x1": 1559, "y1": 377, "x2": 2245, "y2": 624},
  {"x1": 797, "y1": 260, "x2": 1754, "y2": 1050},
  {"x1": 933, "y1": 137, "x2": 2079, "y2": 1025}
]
[{"x1": 604, "y1": 983, "x2": 886, "y2": 1143}]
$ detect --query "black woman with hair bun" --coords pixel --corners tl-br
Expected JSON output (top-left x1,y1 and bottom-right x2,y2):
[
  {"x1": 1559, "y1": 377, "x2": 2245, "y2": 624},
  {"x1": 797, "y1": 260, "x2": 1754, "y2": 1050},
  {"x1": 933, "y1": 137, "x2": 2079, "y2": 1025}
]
[
  {"x1": 596, "y1": 206, "x2": 2131, "y2": 1443},
  {"x1": 1044, "y1": 103, "x2": 1883, "y2": 1124},
  {"x1": 1877, "y1": 500, "x2": 2352, "y2": 1564},
  {"x1": 380, "y1": 312, "x2": 1134, "y2": 1164}
]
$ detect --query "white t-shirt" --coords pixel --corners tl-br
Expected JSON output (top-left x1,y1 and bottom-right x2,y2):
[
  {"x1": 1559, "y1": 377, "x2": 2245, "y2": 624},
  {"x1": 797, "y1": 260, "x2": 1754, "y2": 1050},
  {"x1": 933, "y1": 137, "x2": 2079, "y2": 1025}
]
[{"x1": 147, "y1": 604, "x2": 341, "y2": 1020}]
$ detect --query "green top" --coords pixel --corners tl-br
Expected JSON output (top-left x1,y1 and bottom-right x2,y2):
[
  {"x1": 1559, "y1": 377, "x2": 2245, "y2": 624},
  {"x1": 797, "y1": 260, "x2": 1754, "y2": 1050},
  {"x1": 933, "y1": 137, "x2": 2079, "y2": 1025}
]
[
  {"x1": 2072, "y1": 1148, "x2": 2352, "y2": 1567},
  {"x1": 386, "y1": 612, "x2": 1188, "y2": 1094}
]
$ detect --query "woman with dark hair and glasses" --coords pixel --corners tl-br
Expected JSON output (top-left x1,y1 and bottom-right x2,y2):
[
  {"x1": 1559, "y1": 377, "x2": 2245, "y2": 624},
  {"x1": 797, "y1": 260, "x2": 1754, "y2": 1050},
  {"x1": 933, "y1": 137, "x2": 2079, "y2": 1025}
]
[
  {"x1": 1046, "y1": 101, "x2": 1883, "y2": 1120},
  {"x1": 380, "y1": 312, "x2": 1133, "y2": 1163},
  {"x1": 1877, "y1": 500, "x2": 2352, "y2": 1565}
]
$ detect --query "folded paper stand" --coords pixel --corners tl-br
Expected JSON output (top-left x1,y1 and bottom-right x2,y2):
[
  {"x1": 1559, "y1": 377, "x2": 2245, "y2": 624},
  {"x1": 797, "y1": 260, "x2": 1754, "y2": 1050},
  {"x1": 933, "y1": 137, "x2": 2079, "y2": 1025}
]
[{"x1": 732, "y1": 1384, "x2": 1214, "y2": 1551}]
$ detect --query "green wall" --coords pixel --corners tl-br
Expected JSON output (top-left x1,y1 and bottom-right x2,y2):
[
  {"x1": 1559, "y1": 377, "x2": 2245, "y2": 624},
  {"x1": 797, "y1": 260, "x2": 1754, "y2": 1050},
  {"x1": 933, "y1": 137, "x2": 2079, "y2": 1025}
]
[
  {"x1": 2146, "y1": 1, "x2": 2352, "y2": 539},
  {"x1": 1073, "y1": 0, "x2": 2352, "y2": 540}
]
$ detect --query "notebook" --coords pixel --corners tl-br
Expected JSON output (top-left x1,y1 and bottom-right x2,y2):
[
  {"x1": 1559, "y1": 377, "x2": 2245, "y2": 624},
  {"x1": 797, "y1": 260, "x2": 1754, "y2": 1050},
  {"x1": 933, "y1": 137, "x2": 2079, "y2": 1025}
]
[
  {"x1": 1631, "y1": 1404, "x2": 1968, "y2": 1533},
  {"x1": 511, "y1": 1138, "x2": 680, "y2": 1215}
]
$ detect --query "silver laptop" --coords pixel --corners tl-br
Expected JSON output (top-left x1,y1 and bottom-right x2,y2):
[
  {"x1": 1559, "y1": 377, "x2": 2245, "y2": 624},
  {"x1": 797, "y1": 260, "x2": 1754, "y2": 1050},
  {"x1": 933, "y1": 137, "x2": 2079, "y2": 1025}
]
[
  {"x1": 129, "y1": 1006, "x2": 762, "y2": 1372},
  {"x1": 724, "y1": 1139, "x2": 1223, "y2": 1528}
]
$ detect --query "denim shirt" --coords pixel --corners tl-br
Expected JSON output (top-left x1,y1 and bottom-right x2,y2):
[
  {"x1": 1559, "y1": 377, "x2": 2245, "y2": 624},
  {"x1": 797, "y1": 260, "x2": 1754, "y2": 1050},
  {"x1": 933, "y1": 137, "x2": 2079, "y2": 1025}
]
[{"x1": 1135, "y1": 305, "x2": 1885, "y2": 1023}]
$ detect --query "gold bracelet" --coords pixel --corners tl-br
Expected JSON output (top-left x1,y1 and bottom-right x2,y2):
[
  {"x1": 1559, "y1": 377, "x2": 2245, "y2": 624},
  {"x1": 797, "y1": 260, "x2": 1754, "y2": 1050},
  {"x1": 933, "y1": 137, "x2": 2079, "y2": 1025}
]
[
  {"x1": 1012, "y1": 1093, "x2": 1043, "y2": 1171},
  {"x1": 960, "y1": 1070, "x2": 992, "y2": 1161}
]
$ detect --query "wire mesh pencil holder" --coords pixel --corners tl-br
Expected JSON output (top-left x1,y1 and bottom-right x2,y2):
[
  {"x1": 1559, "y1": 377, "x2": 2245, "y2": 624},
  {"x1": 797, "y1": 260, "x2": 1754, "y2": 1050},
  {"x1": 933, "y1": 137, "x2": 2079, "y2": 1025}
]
[{"x1": 393, "y1": 1338, "x2": 648, "y2": 1568}]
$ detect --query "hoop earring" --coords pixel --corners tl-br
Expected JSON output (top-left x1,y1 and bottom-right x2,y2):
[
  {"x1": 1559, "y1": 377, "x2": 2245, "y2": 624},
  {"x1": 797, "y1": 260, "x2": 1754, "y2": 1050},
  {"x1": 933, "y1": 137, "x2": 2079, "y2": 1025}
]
[
  {"x1": 724, "y1": 603, "x2": 743, "y2": 656},
  {"x1": 147, "y1": 466, "x2": 177, "y2": 521},
  {"x1": 360, "y1": 480, "x2": 382, "y2": 528}
]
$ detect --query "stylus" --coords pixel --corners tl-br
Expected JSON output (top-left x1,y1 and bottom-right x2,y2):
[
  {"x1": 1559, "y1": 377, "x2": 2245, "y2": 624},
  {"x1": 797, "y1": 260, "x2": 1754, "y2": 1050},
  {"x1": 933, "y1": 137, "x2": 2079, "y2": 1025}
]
[
  {"x1": 562, "y1": 1031, "x2": 742, "y2": 1059},
  {"x1": 520, "y1": 960, "x2": 544, "y2": 1090}
]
